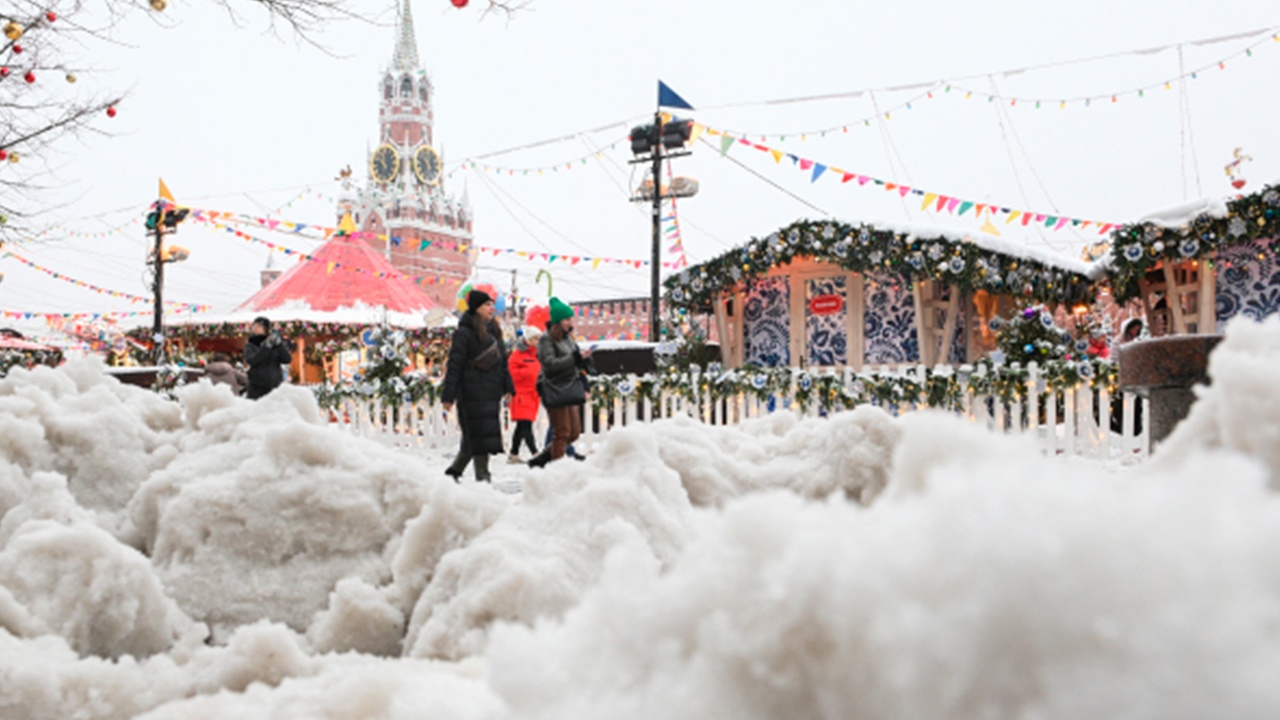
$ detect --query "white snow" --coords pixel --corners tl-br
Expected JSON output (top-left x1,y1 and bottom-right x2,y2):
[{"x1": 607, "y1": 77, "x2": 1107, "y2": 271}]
[
  {"x1": 0, "y1": 316, "x2": 1279, "y2": 719},
  {"x1": 1138, "y1": 195, "x2": 1232, "y2": 229}
]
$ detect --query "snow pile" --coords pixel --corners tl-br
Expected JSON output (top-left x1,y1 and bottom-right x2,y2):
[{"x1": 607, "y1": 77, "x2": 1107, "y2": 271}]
[
  {"x1": 0, "y1": 519, "x2": 199, "y2": 659},
  {"x1": 401, "y1": 424, "x2": 697, "y2": 660},
  {"x1": 0, "y1": 359, "x2": 182, "y2": 528},
  {"x1": 636, "y1": 409, "x2": 899, "y2": 506},
  {"x1": 128, "y1": 382, "x2": 440, "y2": 639},
  {"x1": 1155, "y1": 315, "x2": 1280, "y2": 484},
  {"x1": 133, "y1": 656, "x2": 503, "y2": 720},
  {"x1": 0, "y1": 621, "x2": 323, "y2": 720},
  {"x1": 488, "y1": 415, "x2": 1280, "y2": 719}
]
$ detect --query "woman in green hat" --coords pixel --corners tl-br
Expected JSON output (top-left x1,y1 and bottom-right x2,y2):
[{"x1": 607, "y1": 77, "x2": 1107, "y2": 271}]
[{"x1": 530, "y1": 296, "x2": 591, "y2": 465}]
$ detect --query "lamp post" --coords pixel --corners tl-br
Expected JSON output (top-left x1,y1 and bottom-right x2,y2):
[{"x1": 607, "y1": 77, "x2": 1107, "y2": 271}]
[{"x1": 145, "y1": 199, "x2": 190, "y2": 365}]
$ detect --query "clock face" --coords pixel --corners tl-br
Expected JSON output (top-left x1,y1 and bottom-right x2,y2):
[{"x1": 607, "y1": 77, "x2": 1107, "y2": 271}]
[
  {"x1": 370, "y1": 144, "x2": 399, "y2": 184},
  {"x1": 413, "y1": 145, "x2": 441, "y2": 186}
]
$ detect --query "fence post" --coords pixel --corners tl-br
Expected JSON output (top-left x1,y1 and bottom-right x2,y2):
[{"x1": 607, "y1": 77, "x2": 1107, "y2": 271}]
[{"x1": 1026, "y1": 362, "x2": 1040, "y2": 446}]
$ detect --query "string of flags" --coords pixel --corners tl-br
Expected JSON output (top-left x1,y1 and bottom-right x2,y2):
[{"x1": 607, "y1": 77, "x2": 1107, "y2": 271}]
[
  {"x1": 665, "y1": 164, "x2": 690, "y2": 270},
  {"x1": 1, "y1": 251, "x2": 213, "y2": 311},
  {"x1": 698, "y1": 127, "x2": 1121, "y2": 234},
  {"x1": 2, "y1": 309, "x2": 156, "y2": 321},
  {"x1": 684, "y1": 31, "x2": 1278, "y2": 143},
  {"x1": 456, "y1": 140, "x2": 627, "y2": 177},
  {"x1": 190, "y1": 208, "x2": 654, "y2": 270},
  {"x1": 946, "y1": 32, "x2": 1279, "y2": 109},
  {"x1": 194, "y1": 218, "x2": 466, "y2": 288}
]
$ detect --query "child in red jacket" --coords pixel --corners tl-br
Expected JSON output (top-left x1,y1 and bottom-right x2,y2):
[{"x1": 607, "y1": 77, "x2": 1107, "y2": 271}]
[{"x1": 506, "y1": 328, "x2": 541, "y2": 463}]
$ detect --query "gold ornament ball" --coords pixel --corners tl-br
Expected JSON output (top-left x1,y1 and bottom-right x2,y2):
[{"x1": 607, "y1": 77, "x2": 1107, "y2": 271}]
[
  {"x1": 65, "y1": 73, "x2": 77, "y2": 84},
  {"x1": 7, "y1": 152, "x2": 19, "y2": 164},
  {"x1": 3, "y1": 22, "x2": 22, "y2": 41},
  {"x1": 150, "y1": 0, "x2": 167, "y2": 10}
]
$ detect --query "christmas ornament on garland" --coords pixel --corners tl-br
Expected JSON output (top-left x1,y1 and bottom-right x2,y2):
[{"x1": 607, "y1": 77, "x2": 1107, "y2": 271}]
[
  {"x1": 6, "y1": 151, "x2": 17, "y2": 164},
  {"x1": 451, "y1": 0, "x2": 469, "y2": 7},
  {"x1": 150, "y1": 0, "x2": 167, "y2": 10},
  {"x1": 106, "y1": 106, "x2": 117, "y2": 118},
  {"x1": 3, "y1": 22, "x2": 21, "y2": 41},
  {"x1": 45, "y1": 11, "x2": 57, "y2": 22},
  {"x1": 23, "y1": 71, "x2": 34, "y2": 84},
  {"x1": 1224, "y1": 147, "x2": 1252, "y2": 191},
  {"x1": 65, "y1": 73, "x2": 75, "y2": 83},
  {"x1": 0, "y1": 67, "x2": 8, "y2": 78},
  {"x1": 0, "y1": 150, "x2": 7, "y2": 162},
  {"x1": 12, "y1": 44, "x2": 24, "y2": 54}
]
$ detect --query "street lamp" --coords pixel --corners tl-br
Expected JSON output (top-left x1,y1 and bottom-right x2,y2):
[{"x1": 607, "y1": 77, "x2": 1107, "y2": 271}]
[{"x1": 145, "y1": 196, "x2": 190, "y2": 365}]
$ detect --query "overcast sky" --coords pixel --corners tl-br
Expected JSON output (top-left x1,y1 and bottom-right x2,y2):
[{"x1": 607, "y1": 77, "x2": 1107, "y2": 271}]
[{"x1": 4, "y1": 0, "x2": 1280, "y2": 341}]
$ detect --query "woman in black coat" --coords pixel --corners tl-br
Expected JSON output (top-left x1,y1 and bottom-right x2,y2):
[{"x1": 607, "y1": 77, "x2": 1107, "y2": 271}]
[{"x1": 441, "y1": 290, "x2": 514, "y2": 482}]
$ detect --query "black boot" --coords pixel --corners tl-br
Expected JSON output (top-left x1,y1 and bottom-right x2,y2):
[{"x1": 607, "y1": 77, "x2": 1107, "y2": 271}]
[
  {"x1": 473, "y1": 454, "x2": 491, "y2": 483},
  {"x1": 445, "y1": 452, "x2": 470, "y2": 482},
  {"x1": 527, "y1": 450, "x2": 552, "y2": 469}
]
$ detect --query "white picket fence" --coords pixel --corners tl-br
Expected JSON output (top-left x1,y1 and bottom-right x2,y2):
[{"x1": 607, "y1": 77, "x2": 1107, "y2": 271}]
[{"x1": 327, "y1": 364, "x2": 1150, "y2": 461}]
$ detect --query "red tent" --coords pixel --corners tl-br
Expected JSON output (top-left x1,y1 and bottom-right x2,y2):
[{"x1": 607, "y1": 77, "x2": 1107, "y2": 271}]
[
  {"x1": 237, "y1": 232, "x2": 436, "y2": 315},
  {"x1": 0, "y1": 335, "x2": 54, "y2": 352}
]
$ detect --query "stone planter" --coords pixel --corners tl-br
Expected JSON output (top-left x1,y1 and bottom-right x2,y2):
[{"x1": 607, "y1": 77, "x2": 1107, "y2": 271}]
[{"x1": 1118, "y1": 335, "x2": 1223, "y2": 448}]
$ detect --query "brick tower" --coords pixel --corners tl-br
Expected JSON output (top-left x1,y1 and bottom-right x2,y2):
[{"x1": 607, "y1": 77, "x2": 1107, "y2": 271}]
[{"x1": 340, "y1": 0, "x2": 474, "y2": 309}]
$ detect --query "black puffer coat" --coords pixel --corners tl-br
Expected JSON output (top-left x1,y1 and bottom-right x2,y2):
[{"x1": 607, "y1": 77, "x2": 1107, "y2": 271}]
[
  {"x1": 441, "y1": 313, "x2": 515, "y2": 455},
  {"x1": 244, "y1": 334, "x2": 293, "y2": 400}
]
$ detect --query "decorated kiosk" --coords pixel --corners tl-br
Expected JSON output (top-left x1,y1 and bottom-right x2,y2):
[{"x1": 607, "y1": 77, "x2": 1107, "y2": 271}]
[
  {"x1": 1104, "y1": 181, "x2": 1280, "y2": 334},
  {"x1": 664, "y1": 218, "x2": 1099, "y2": 370}
]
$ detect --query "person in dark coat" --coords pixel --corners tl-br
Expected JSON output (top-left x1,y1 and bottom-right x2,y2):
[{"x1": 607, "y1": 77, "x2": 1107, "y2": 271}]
[
  {"x1": 441, "y1": 289, "x2": 514, "y2": 482},
  {"x1": 243, "y1": 317, "x2": 292, "y2": 400},
  {"x1": 528, "y1": 296, "x2": 591, "y2": 467}
]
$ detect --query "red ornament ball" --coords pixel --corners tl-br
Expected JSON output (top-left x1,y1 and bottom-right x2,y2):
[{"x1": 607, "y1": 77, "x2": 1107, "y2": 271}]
[
  {"x1": 46, "y1": 11, "x2": 57, "y2": 22},
  {"x1": 0, "y1": 150, "x2": 7, "y2": 162},
  {"x1": 451, "y1": 0, "x2": 468, "y2": 7},
  {"x1": 0, "y1": 67, "x2": 9, "y2": 78},
  {"x1": 12, "y1": 44, "x2": 23, "y2": 54},
  {"x1": 23, "y1": 71, "x2": 35, "y2": 84},
  {"x1": 106, "y1": 106, "x2": 117, "y2": 118}
]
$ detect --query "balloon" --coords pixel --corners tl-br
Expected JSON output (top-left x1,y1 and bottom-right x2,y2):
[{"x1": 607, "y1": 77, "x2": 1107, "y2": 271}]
[
  {"x1": 455, "y1": 281, "x2": 506, "y2": 314},
  {"x1": 526, "y1": 305, "x2": 550, "y2": 331}
]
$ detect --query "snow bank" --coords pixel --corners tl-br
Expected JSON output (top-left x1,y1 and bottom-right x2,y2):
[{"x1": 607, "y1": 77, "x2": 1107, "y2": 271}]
[
  {"x1": 0, "y1": 359, "x2": 182, "y2": 525},
  {"x1": 0, "y1": 622, "x2": 317, "y2": 720},
  {"x1": 637, "y1": 409, "x2": 899, "y2": 506},
  {"x1": 128, "y1": 383, "x2": 439, "y2": 640},
  {"x1": 402, "y1": 424, "x2": 697, "y2": 660},
  {"x1": 132, "y1": 656, "x2": 503, "y2": 720},
  {"x1": 488, "y1": 414, "x2": 1280, "y2": 720},
  {"x1": 1154, "y1": 315, "x2": 1280, "y2": 484},
  {"x1": 0, "y1": 519, "x2": 198, "y2": 659}
]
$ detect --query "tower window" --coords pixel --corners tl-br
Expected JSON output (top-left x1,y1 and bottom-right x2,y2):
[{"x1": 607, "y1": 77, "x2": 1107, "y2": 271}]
[
  {"x1": 383, "y1": 79, "x2": 393, "y2": 101},
  {"x1": 400, "y1": 77, "x2": 413, "y2": 100},
  {"x1": 419, "y1": 84, "x2": 428, "y2": 103}
]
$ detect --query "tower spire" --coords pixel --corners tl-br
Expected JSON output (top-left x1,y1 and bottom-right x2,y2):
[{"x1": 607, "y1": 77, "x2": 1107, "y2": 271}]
[{"x1": 392, "y1": 0, "x2": 420, "y2": 71}]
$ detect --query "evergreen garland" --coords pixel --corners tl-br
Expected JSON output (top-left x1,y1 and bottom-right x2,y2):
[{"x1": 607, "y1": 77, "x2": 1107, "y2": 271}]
[
  {"x1": 664, "y1": 219, "x2": 1096, "y2": 312},
  {"x1": 1107, "y1": 182, "x2": 1280, "y2": 302}
]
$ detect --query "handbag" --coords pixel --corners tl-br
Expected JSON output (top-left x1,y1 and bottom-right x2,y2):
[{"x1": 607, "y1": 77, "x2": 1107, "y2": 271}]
[
  {"x1": 539, "y1": 371, "x2": 586, "y2": 408},
  {"x1": 471, "y1": 338, "x2": 501, "y2": 371}
]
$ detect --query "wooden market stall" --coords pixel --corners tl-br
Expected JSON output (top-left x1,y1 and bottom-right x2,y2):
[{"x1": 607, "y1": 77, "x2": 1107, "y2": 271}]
[
  {"x1": 664, "y1": 219, "x2": 1099, "y2": 370},
  {"x1": 1104, "y1": 183, "x2": 1280, "y2": 336}
]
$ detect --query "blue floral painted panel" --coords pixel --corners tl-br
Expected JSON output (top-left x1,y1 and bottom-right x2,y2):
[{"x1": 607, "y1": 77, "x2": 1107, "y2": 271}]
[
  {"x1": 943, "y1": 285, "x2": 968, "y2": 364},
  {"x1": 864, "y1": 275, "x2": 918, "y2": 365},
  {"x1": 744, "y1": 276, "x2": 791, "y2": 367},
  {"x1": 806, "y1": 276, "x2": 848, "y2": 367},
  {"x1": 1216, "y1": 238, "x2": 1280, "y2": 331}
]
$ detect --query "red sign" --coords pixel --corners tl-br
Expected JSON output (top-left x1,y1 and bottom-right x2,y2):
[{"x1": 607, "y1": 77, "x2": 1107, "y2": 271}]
[{"x1": 809, "y1": 294, "x2": 844, "y2": 316}]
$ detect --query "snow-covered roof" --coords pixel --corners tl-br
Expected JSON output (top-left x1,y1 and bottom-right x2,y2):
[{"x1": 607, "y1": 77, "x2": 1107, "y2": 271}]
[{"x1": 166, "y1": 300, "x2": 452, "y2": 330}]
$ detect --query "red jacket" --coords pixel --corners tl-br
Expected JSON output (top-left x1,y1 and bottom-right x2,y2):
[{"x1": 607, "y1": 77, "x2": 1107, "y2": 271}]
[{"x1": 507, "y1": 344, "x2": 541, "y2": 422}]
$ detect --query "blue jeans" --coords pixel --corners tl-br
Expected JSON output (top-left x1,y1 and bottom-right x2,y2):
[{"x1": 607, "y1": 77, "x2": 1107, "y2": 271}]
[{"x1": 544, "y1": 426, "x2": 578, "y2": 458}]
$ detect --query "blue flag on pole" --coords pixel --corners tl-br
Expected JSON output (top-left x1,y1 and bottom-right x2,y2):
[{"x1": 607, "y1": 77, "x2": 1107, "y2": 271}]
[{"x1": 658, "y1": 81, "x2": 694, "y2": 110}]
